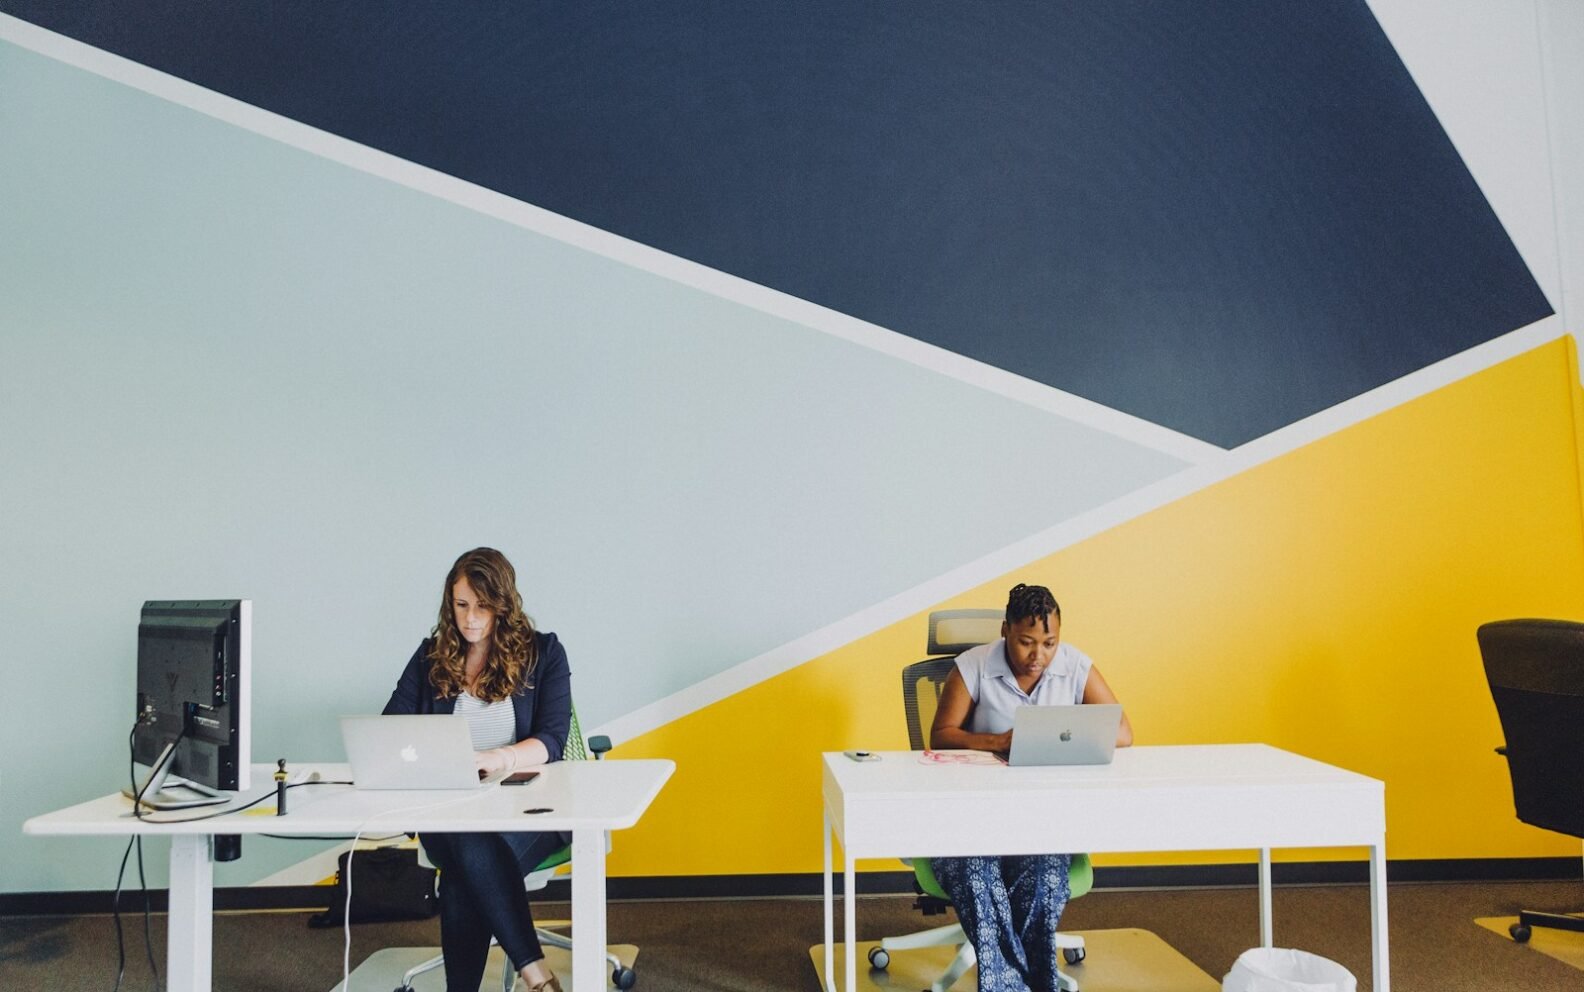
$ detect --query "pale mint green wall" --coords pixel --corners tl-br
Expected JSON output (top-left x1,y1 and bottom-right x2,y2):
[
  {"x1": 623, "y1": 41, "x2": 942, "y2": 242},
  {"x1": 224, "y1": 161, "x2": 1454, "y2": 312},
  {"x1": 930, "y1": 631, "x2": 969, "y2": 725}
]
[{"x1": 0, "y1": 41, "x2": 1186, "y2": 890}]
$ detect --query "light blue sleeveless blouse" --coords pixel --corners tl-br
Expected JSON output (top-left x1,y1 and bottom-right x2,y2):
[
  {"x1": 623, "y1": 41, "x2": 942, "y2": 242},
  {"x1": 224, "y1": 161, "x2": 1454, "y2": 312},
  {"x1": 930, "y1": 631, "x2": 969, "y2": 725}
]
[{"x1": 955, "y1": 638, "x2": 1094, "y2": 735}]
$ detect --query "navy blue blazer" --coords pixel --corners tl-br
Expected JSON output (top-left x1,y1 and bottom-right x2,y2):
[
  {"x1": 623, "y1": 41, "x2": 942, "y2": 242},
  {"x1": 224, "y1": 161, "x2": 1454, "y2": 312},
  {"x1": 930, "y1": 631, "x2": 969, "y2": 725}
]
[{"x1": 381, "y1": 630, "x2": 572, "y2": 762}]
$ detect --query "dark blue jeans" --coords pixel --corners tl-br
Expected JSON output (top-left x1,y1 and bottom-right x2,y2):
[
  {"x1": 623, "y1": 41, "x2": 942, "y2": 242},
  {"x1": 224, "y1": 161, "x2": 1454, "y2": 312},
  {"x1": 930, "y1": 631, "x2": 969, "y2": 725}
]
[
  {"x1": 930, "y1": 853, "x2": 1073, "y2": 992},
  {"x1": 420, "y1": 830, "x2": 567, "y2": 991}
]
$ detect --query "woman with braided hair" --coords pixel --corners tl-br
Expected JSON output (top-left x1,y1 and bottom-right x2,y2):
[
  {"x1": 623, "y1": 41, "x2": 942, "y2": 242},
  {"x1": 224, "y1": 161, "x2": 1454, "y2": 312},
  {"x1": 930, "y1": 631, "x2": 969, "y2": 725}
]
[
  {"x1": 383, "y1": 547, "x2": 571, "y2": 992},
  {"x1": 928, "y1": 582, "x2": 1133, "y2": 992}
]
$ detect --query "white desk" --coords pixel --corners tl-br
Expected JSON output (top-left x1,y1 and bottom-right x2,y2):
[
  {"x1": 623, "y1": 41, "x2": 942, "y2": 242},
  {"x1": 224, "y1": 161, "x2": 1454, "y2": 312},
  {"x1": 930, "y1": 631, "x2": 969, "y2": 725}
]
[
  {"x1": 821, "y1": 745, "x2": 1387, "y2": 992},
  {"x1": 24, "y1": 759, "x2": 674, "y2": 992}
]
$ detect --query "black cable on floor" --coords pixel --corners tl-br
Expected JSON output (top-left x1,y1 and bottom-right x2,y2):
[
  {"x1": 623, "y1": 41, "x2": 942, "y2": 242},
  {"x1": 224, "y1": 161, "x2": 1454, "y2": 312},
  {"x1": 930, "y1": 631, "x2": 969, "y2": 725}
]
[
  {"x1": 113, "y1": 718, "x2": 149, "y2": 992},
  {"x1": 122, "y1": 716, "x2": 181, "y2": 991},
  {"x1": 135, "y1": 835, "x2": 158, "y2": 989}
]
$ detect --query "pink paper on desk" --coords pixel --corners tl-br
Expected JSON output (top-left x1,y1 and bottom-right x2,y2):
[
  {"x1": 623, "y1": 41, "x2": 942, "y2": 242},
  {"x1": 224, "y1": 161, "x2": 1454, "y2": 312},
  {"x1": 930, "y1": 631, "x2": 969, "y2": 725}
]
[{"x1": 918, "y1": 749, "x2": 1005, "y2": 766}]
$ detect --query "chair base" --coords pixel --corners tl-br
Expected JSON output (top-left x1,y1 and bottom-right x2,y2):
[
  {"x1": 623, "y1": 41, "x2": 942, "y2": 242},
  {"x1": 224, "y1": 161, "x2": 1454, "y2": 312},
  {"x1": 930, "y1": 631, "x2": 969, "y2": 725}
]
[
  {"x1": 1511, "y1": 909, "x2": 1584, "y2": 943},
  {"x1": 876, "y1": 921, "x2": 1085, "y2": 992},
  {"x1": 813, "y1": 929, "x2": 1223, "y2": 992},
  {"x1": 395, "y1": 929, "x2": 634, "y2": 991}
]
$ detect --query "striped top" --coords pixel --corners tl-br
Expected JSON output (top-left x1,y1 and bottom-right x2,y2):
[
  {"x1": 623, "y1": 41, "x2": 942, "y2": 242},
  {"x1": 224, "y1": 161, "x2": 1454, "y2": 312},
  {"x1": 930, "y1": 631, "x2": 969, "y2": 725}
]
[{"x1": 454, "y1": 692, "x2": 516, "y2": 749}]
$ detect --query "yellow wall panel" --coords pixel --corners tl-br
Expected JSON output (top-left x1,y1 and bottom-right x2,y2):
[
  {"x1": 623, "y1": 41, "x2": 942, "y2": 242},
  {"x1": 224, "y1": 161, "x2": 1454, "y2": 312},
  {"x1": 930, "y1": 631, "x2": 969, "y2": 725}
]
[{"x1": 610, "y1": 338, "x2": 1584, "y2": 877}]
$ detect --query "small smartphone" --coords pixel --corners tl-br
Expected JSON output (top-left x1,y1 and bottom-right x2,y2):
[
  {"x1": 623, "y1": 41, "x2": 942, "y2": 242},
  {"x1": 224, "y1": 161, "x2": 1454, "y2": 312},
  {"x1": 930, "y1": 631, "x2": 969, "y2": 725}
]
[
  {"x1": 503, "y1": 772, "x2": 541, "y2": 786},
  {"x1": 843, "y1": 750, "x2": 880, "y2": 762}
]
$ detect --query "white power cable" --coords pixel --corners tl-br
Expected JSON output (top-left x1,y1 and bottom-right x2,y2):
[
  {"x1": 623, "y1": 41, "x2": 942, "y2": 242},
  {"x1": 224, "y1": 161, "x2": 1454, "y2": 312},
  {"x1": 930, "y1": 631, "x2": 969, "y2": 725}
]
[{"x1": 341, "y1": 788, "x2": 500, "y2": 992}]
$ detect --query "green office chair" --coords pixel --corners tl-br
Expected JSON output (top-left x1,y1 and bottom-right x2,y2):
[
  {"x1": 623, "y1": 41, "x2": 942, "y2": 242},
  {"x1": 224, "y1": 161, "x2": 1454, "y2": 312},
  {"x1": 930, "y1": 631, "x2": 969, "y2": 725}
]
[
  {"x1": 396, "y1": 707, "x2": 637, "y2": 992},
  {"x1": 867, "y1": 609, "x2": 1094, "y2": 992}
]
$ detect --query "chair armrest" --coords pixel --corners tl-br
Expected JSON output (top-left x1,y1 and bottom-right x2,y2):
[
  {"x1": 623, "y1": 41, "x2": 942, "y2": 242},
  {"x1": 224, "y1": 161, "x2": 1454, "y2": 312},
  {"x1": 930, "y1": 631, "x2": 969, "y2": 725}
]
[{"x1": 588, "y1": 735, "x2": 612, "y2": 759}]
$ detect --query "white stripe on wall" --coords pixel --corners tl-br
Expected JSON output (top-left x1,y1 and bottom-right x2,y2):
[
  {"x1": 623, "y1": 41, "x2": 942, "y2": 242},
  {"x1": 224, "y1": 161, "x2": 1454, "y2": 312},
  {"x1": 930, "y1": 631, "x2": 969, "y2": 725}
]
[
  {"x1": 594, "y1": 315, "x2": 1565, "y2": 743},
  {"x1": 0, "y1": 14, "x2": 1223, "y2": 466}
]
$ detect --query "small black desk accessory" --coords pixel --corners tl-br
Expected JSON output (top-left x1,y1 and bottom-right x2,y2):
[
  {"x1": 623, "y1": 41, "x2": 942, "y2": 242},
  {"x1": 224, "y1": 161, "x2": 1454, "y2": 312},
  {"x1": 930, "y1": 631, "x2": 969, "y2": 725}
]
[{"x1": 274, "y1": 759, "x2": 288, "y2": 816}]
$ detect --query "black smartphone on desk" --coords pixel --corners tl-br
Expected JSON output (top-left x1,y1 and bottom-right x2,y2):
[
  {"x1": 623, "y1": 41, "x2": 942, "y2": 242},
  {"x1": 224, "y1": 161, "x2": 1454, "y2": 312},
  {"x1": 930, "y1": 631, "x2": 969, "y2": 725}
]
[{"x1": 503, "y1": 772, "x2": 541, "y2": 786}]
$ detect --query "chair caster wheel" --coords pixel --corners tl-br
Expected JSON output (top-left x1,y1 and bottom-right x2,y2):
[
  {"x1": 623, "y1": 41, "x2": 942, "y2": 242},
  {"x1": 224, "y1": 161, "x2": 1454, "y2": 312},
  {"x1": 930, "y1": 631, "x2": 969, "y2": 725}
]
[
  {"x1": 612, "y1": 965, "x2": 637, "y2": 989},
  {"x1": 867, "y1": 946, "x2": 890, "y2": 970},
  {"x1": 1063, "y1": 946, "x2": 1086, "y2": 965},
  {"x1": 1509, "y1": 923, "x2": 1531, "y2": 943}
]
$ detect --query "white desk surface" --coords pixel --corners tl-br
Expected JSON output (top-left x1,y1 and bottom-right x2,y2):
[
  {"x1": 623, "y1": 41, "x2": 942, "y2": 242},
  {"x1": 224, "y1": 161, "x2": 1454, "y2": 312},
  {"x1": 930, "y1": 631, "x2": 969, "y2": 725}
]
[
  {"x1": 24, "y1": 758, "x2": 674, "y2": 992},
  {"x1": 822, "y1": 744, "x2": 1384, "y2": 857},
  {"x1": 24, "y1": 759, "x2": 675, "y2": 837},
  {"x1": 821, "y1": 743, "x2": 1391, "y2": 992}
]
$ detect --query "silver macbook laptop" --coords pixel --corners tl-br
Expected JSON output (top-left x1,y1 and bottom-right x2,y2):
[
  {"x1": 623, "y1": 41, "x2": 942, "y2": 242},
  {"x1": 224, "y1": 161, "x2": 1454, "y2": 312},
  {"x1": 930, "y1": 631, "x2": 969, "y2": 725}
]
[
  {"x1": 341, "y1": 715, "x2": 503, "y2": 790},
  {"x1": 1006, "y1": 704, "x2": 1122, "y2": 766}
]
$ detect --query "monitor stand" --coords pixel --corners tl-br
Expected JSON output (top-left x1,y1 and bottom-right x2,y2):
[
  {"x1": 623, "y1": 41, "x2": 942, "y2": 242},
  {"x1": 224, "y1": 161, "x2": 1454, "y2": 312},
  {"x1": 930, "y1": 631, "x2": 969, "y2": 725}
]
[{"x1": 122, "y1": 741, "x2": 232, "y2": 810}]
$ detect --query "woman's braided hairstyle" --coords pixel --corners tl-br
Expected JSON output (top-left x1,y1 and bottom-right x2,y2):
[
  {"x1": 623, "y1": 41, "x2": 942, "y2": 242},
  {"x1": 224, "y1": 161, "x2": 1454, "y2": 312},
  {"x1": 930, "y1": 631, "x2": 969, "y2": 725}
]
[{"x1": 1005, "y1": 583, "x2": 1060, "y2": 632}]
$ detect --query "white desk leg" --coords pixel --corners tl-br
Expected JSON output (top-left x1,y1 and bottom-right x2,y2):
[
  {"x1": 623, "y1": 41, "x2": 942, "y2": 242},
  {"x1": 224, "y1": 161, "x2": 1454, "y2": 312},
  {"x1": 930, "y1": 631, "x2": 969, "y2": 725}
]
[
  {"x1": 1369, "y1": 841, "x2": 1390, "y2": 992},
  {"x1": 570, "y1": 828, "x2": 608, "y2": 992},
  {"x1": 844, "y1": 850, "x2": 857, "y2": 992},
  {"x1": 167, "y1": 834, "x2": 213, "y2": 992},
  {"x1": 1258, "y1": 847, "x2": 1273, "y2": 947},
  {"x1": 823, "y1": 811, "x2": 835, "y2": 992}
]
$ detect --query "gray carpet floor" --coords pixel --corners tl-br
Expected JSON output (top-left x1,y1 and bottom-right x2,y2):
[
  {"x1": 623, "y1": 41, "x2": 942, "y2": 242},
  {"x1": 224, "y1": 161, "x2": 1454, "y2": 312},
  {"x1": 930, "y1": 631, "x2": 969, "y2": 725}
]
[{"x1": 2, "y1": 880, "x2": 1580, "y2": 991}]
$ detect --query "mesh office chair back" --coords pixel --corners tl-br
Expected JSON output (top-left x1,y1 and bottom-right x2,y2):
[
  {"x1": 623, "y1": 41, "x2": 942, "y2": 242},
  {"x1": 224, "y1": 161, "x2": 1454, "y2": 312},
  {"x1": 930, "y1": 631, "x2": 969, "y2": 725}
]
[
  {"x1": 901, "y1": 658, "x2": 957, "y2": 752},
  {"x1": 562, "y1": 706, "x2": 590, "y2": 760},
  {"x1": 901, "y1": 609, "x2": 1005, "y2": 750},
  {"x1": 519, "y1": 706, "x2": 591, "y2": 876}
]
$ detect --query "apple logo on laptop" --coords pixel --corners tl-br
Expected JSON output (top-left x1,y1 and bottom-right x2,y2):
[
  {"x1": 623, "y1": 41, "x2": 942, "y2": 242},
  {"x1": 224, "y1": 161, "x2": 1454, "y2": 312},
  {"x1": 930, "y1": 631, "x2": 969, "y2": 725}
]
[
  {"x1": 1060, "y1": 730, "x2": 1073, "y2": 742},
  {"x1": 401, "y1": 745, "x2": 419, "y2": 762}
]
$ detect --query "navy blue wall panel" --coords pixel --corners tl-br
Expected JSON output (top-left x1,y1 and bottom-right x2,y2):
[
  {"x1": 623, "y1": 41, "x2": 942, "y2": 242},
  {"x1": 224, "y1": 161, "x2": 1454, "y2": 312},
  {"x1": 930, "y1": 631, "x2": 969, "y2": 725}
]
[{"x1": 4, "y1": 0, "x2": 1551, "y2": 446}]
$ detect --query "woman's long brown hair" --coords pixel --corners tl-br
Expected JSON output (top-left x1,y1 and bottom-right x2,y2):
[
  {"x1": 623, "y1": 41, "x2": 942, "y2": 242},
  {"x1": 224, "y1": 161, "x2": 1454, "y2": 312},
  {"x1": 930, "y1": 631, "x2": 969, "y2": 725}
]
[{"x1": 427, "y1": 547, "x2": 538, "y2": 702}]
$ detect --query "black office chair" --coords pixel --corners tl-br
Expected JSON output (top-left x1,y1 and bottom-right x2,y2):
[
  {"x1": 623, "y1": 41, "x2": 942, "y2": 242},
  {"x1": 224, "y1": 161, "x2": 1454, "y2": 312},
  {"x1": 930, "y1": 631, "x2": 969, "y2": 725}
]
[{"x1": 1476, "y1": 619, "x2": 1584, "y2": 943}]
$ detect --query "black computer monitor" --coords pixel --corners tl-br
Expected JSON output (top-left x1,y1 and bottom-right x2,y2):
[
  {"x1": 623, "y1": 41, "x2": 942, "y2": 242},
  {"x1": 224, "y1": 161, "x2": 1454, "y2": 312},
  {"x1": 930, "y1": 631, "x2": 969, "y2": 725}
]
[{"x1": 128, "y1": 599, "x2": 252, "y2": 809}]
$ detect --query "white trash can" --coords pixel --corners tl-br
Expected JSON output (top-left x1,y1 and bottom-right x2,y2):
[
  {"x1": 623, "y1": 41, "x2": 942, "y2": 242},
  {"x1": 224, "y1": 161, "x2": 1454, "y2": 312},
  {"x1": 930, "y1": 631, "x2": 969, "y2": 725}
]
[{"x1": 1223, "y1": 947, "x2": 1357, "y2": 992}]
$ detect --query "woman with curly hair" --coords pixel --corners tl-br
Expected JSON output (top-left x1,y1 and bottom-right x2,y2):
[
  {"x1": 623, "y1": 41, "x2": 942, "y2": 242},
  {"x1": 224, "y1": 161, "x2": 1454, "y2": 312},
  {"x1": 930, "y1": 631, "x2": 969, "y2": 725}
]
[{"x1": 383, "y1": 547, "x2": 572, "y2": 992}]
